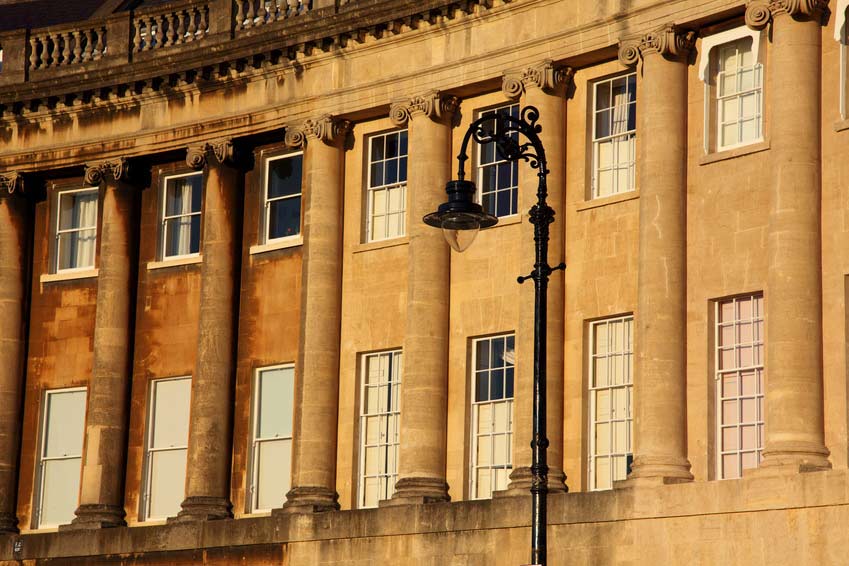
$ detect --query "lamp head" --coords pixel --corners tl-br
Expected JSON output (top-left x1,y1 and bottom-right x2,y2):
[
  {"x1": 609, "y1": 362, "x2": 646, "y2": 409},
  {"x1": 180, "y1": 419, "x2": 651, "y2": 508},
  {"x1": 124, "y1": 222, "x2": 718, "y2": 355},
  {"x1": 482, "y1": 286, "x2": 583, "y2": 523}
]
[{"x1": 423, "y1": 179, "x2": 499, "y2": 252}]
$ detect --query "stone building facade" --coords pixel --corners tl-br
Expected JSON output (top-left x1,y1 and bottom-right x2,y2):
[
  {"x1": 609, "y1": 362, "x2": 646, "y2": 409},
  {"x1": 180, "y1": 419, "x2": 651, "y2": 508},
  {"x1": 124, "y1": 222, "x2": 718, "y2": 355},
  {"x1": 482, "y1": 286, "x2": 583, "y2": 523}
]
[{"x1": 0, "y1": 0, "x2": 848, "y2": 563}]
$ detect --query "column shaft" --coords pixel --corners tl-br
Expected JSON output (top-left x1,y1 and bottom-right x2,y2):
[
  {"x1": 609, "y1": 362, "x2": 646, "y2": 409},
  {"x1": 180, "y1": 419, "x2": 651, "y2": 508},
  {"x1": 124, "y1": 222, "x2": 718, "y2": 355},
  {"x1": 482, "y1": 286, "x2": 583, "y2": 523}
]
[
  {"x1": 389, "y1": 93, "x2": 455, "y2": 504},
  {"x1": 176, "y1": 143, "x2": 241, "y2": 521},
  {"x1": 761, "y1": 10, "x2": 830, "y2": 471},
  {"x1": 627, "y1": 31, "x2": 693, "y2": 483},
  {"x1": 507, "y1": 67, "x2": 569, "y2": 494},
  {"x1": 0, "y1": 181, "x2": 30, "y2": 533},
  {"x1": 69, "y1": 163, "x2": 138, "y2": 530},
  {"x1": 281, "y1": 117, "x2": 348, "y2": 513}
]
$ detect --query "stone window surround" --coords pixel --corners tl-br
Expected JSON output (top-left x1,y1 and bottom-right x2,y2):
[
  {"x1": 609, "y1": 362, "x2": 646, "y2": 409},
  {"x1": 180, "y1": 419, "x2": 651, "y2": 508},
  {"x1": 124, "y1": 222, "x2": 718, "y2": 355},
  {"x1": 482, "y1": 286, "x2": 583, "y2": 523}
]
[
  {"x1": 145, "y1": 163, "x2": 204, "y2": 271},
  {"x1": 363, "y1": 128, "x2": 409, "y2": 245},
  {"x1": 698, "y1": 25, "x2": 766, "y2": 155},
  {"x1": 253, "y1": 147, "x2": 305, "y2": 253},
  {"x1": 158, "y1": 170, "x2": 204, "y2": 262},
  {"x1": 41, "y1": 180, "x2": 101, "y2": 283},
  {"x1": 589, "y1": 72, "x2": 637, "y2": 200},
  {"x1": 474, "y1": 102, "x2": 520, "y2": 219}
]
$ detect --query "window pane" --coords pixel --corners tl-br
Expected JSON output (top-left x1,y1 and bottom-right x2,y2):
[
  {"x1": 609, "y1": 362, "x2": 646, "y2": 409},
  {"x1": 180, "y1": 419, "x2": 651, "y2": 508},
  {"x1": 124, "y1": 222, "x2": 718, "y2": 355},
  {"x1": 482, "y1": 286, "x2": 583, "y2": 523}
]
[
  {"x1": 164, "y1": 217, "x2": 195, "y2": 257},
  {"x1": 44, "y1": 390, "x2": 86, "y2": 458},
  {"x1": 258, "y1": 367, "x2": 294, "y2": 439},
  {"x1": 268, "y1": 196, "x2": 301, "y2": 240},
  {"x1": 148, "y1": 448, "x2": 187, "y2": 520},
  {"x1": 40, "y1": 458, "x2": 82, "y2": 527},
  {"x1": 267, "y1": 155, "x2": 303, "y2": 199},
  {"x1": 256, "y1": 438, "x2": 291, "y2": 511},
  {"x1": 152, "y1": 378, "x2": 191, "y2": 449}
]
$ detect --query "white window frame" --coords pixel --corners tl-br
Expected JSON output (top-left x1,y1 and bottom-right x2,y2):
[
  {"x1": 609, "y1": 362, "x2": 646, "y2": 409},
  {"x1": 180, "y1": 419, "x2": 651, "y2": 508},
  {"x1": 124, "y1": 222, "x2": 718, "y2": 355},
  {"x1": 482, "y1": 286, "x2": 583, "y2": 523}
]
[
  {"x1": 160, "y1": 171, "x2": 203, "y2": 261},
  {"x1": 590, "y1": 73, "x2": 637, "y2": 199},
  {"x1": 33, "y1": 387, "x2": 87, "y2": 530},
  {"x1": 247, "y1": 363, "x2": 295, "y2": 514},
  {"x1": 358, "y1": 350, "x2": 402, "y2": 509},
  {"x1": 587, "y1": 315, "x2": 634, "y2": 491},
  {"x1": 699, "y1": 28, "x2": 764, "y2": 153},
  {"x1": 838, "y1": 0, "x2": 849, "y2": 119},
  {"x1": 475, "y1": 103, "x2": 519, "y2": 218},
  {"x1": 140, "y1": 376, "x2": 191, "y2": 522},
  {"x1": 714, "y1": 294, "x2": 765, "y2": 480},
  {"x1": 365, "y1": 130, "x2": 407, "y2": 243},
  {"x1": 469, "y1": 334, "x2": 515, "y2": 500},
  {"x1": 260, "y1": 151, "x2": 304, "y2": 246},
  {"x1": 54, "y1": 187, "x2": 99, "y2": 274}
]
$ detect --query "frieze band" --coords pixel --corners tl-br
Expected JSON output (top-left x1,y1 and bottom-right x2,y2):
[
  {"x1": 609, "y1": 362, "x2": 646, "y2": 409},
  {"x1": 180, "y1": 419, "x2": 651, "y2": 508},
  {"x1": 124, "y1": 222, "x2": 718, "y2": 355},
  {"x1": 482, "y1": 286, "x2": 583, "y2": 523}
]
[
  {"x1": 284, "y1": 115, "x2": 353, "y2": 148},
  {"x1": 186, "y1": 139, "x2": 235, "y2": 170},
  {"x1": 618, "y1": 23, "x2": 696, "y2": 66},
  {"x1": 84, "y1": 158, "x2": 129, "y2": 186},
  {"x1": 501, "y1": 60, "x2": 574, "y2": 99},
  {"x1": 389, "y1": 91, "x2": 460, "y2": 126}
]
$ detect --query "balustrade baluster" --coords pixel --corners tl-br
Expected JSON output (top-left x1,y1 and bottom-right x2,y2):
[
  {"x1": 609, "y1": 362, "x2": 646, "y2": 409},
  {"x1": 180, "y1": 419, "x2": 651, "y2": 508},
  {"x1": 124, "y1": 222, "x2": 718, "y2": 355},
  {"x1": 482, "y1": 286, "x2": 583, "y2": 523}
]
[
  {"x1": 93, "y1": 28, "x2": 104, "y2": 60},
  {"x1": 164, "y1": 13, "x2": 175, "y2": 46},
  {"x1": 184, "y1": 10, "x2": 194, "y2": 43},
  {"x1": 245, "y1": 0, "x2": 256, "y2": 28},
  {"x1": 146, "y1": 17, "x2": 156, "y2": 50},
  {"x1": 29, "y1": 37, "x2": 39, "y2": 69},
  {"x1": 58, "y1": 33, "x2": 69, "y2": 65},
  {"x1": 72, "y1": 30, "x2": 83, "y2": 63},
  {"x1": 257, "y1": 0, "x2": 268, "y2": 24},
  {"x1": 133, "y1": 20, "x2": 141, "y2": 52},
  {"x1": 198, "y1": 7, "x2": 208, "y2": 37}
]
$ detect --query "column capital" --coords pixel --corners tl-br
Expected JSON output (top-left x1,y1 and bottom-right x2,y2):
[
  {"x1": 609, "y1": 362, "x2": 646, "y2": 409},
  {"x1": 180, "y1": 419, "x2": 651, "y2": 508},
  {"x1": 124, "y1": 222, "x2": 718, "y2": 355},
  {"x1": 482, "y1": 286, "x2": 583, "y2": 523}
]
[
  {"x1": 0, "y1": 172, "x2": 23, "y2": 197},
  {"x1": 186, "y1": 139, "x2": 234, "y2": 170},
  {"x1": 618, "y1": 23, "x2": 696, "y2": 66},
  {"x1": 745, "y1": 0, "x2": 828, "y2": 30},
  {"x1": 284, "y1": 114, "x2": 352, "y2": 148},
  {"x1": 389, "y1": 90, "x2": 459, "y2": 127},
  {"x1": 84, "y1": 158, "x2": 130, "y2": 186},
  {"x1": 501, "y1": 59, "x2": 574, "y2": 99}
]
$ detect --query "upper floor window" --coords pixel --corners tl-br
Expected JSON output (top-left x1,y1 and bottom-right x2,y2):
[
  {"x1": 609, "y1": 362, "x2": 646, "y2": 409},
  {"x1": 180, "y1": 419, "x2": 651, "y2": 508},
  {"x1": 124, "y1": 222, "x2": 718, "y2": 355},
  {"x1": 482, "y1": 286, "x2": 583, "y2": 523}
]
[
  {"x1": 477, "y1": 104, "x2": 519, "y2": 217},
  {"x1": 248, "y1": 365, "x2": 294, "y2": 513},
  {"x1": 715, "y1": 294, "x2": 764, "y2": 479},
  {"x1": 588, "y1": 316, "x2": 633, "y2": 491},
  {"x1": 261, "y1": 152, "x2": 303, "y2": 244},
  {"x1": 55, "y1": 188, "x2": 98, "y2": 273},
  {"x1": 34, "y1": 387, "x2": 87, "y2": 529},
  {"x1": 700, "y1": 28, "x2": 764, "y2": 153},
  {"x1": 470, "y1": 334, "x2": 514, "y2": 499},
  {"x1": 161, "y1": 172, "x2": 202, "y2": 260},
  {"x1": 359, "y1": 350, "x2": 402, "y2": 508},
  {"x1": 366, "y1": 130, "x2": 407, "y2": 242},
  {"x1": 141, "y1": 377, "x2": 191, "y2": 521},
  {"x1": 591, "y1": 73, "x2": 636, "y2": 199}
]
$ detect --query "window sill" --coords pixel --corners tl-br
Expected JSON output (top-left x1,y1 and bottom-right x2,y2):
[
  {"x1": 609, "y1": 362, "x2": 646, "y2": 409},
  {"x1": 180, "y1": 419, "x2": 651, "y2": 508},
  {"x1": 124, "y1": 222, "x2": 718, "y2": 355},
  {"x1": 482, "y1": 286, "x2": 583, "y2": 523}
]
[
  {"x1": 487, "y1": 214, "x2": 522, "y2": 228},
  {"x1": 249, "y1": 236, "x2": 303, "y2": 255},
  {"x1": 40, "y1": 269, "x2": 99, "y2": 283},
  {"x1": 575, "y1": 190, "x2": 639, "y2": 212},
  {"x1": 147, "y1": 255, "x2": 202, "y2": 270},
  {"x1": 834, "y1": 118, "x2": 849, "y2": 132},
  {"x1": 699, "y1": 140, "x2": 770, "y2": 165},
  {"x1": 133, "y1": 519, "x2": 168, "y2": 526},
  {"x1": 353, "y1": 236, "x2": 409, "y2": 254}
]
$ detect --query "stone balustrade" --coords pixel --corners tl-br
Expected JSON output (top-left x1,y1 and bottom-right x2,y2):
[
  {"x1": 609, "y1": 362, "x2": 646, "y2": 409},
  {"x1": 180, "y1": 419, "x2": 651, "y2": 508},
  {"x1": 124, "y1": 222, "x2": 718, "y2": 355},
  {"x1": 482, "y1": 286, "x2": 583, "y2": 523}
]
[
  {"x1": 234, "y1": 0, "x2": 312, "y2": 32},
  {"x1": 132, "y1": 1, "x2": 211, "y2": 52},
  {"x1": 28, "y1": 23, "x2": 108, "y2": 69}
]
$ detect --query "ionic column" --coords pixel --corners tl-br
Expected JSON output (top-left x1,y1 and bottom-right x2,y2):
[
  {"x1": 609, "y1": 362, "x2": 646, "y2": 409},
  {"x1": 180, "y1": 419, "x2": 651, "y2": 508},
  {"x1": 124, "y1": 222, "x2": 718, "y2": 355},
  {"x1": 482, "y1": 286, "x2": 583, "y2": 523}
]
[
  {"x1": 174, "y1": 140, "x2": 241, "y2": 521},
  {"x1": 500, "y1": 62, "x2": 571, "y2": 494},
  {"x1": 617, "y1": 25, "x2": 695, "y2": 484},
  {"x1": 279, "y1": 116, "x2": 350, "y2": 514},
  {"x1": 67, "y1": 159, "x2": 138, "y2": 530},
  {"x1": 0, "y1": 173, "x2": 31, "y2": 533},
  {"x1": 387, "y1": 91, "x2": 458, "y2": 504},
  {"x1": 745, "y1": 0, "x2": 831, "y2": 472}
]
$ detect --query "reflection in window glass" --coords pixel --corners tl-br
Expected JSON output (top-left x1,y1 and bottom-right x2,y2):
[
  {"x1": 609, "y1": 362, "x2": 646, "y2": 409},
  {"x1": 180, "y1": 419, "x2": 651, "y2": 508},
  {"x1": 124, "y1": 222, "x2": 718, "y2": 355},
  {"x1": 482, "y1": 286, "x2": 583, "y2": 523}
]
[
  {"x1": 56, "y1": 189, "x2": 98, "y2": 272},
  {"x1": 162, "y1": 173, "x2": 202, "y2": 259}
]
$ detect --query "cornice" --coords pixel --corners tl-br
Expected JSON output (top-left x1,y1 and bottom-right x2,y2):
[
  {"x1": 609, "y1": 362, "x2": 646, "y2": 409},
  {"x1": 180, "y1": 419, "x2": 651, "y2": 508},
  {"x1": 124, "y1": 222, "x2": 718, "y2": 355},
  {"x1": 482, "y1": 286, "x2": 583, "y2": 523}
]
[
  {"x1": 618, "y1": 23, "x2": 696, "y2": 66},
  {"x1": 84, "y1": 158, "x2": 129, "y2": 186},
  {"x1": 745, "y1": 0, "x2": 829, "y2": 29},
  {"x1": 186, "y1": 139, "x2": 235, "y2": 169},
  {"x1": 389, "y1": 91, "x2": 460, "y2": 126},
  {"x1": 284, "y1": 115, "x2": 352, "y2": 148},
  {"x1": 0, "y1": 172, "x2": 23, "y2": 195},
  {"x1": 501, "y1": 59, "x2": 574, "y2": 98}
]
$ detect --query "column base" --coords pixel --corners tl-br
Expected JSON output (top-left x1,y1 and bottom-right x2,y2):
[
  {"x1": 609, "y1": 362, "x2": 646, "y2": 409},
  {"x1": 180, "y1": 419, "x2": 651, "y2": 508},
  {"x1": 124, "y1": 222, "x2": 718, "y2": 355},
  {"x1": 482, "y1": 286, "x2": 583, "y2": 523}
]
[
  {"x1": 169, "y1": 496, "x2": 233, "y2": 523},
  {"x1": 275, "y1": 486, "x2": 340, "y2": 515},
  {"x1": 759, "y1": 442, "x2": 831, "y2": 473},
  {"x1": 381, "y1": 477, "x2": 450, "y2": 506},
  {"x1": 617, "y1": 455, "x2": 693, "y2": 487},
  {"x1": 0, "y1": 512, "x2": 18, "y2": 534},
  {"x1": 499, "y1": 466, "x2": 568, "y2": 497},
  {"x1": 60, "y1": 504, "x2": 126, "y2": 530}
]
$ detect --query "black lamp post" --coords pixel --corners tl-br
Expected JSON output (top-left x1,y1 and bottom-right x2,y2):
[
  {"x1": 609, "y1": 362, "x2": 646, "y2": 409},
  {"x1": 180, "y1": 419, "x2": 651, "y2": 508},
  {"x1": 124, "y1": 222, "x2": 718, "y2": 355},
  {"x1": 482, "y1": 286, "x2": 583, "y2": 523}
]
[{"x1": 424, "y1": 106, "x2": 564, "y2": 566}]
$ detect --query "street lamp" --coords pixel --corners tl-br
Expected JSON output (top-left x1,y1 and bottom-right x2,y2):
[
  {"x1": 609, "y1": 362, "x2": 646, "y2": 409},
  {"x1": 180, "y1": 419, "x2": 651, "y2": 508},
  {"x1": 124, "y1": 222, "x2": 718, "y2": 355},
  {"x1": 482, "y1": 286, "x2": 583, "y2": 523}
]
[{"x1": 424, "y1": 105, "x2": 564, "y2": 566}]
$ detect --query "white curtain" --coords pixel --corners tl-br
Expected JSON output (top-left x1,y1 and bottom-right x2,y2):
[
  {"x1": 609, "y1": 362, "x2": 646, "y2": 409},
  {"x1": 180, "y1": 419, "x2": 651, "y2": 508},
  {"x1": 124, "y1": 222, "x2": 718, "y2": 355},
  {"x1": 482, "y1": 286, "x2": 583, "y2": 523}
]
[
  {"x1": 176, "y1": 180, "x2": 193, "y2": 255},
  {"x1": 611, "y1": 87, "x2": 629, "y2": 136},
  {"x1": 166, "y1": 179, "x2": 194, "y2": 256},
  {"x1": 73, "y1": 193, "x2": 97, "y2": 269}
]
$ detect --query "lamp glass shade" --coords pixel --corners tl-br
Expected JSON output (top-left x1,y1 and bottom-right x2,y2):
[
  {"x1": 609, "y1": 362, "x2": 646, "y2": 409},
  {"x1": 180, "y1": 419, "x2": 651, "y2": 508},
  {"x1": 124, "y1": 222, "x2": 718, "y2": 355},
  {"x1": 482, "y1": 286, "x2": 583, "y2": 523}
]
[{"x1": 443, "y1": 226, "x2": 479, "y2": 252}]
